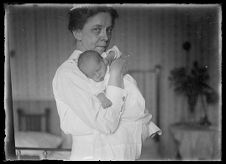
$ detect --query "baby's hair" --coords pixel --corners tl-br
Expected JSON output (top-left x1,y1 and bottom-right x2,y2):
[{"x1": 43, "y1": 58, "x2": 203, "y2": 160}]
[{"x1": 77, "y1": 50, "x2": 103, "y2": 70}]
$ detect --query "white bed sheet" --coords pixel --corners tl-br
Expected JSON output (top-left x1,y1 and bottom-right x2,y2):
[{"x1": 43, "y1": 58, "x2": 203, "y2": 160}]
[{"x1": 15, "y1": 131, "x2": 63, "y2": 157}]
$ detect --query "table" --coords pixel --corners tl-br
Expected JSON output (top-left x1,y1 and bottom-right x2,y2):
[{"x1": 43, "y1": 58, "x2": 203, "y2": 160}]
[{"x1": 169, "y1": 123, "x2": 221, "y2": 160}]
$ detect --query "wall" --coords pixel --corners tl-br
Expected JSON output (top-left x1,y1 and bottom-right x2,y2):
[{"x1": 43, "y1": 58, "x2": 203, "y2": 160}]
[{"x1": 6, "y1": 4, "x2": 221, "y2": 158}]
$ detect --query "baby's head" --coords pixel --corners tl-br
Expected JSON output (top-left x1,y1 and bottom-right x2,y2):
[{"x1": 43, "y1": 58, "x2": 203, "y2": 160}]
[{"x1": 78, "y1": 50, "x2": 108, "y2": 82}]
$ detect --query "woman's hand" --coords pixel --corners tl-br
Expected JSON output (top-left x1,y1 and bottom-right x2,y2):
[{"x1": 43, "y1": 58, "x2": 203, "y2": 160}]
[
  {"x1": 109, "y1": 56, "x2": 127, "y2": 75},
  {"x1": 108, "y1": 57, "x2": 126, "y2": 89},
  {"x1": 108, "y1": 55, "x2": 129, "y2": 89},
  {"x1": 105, "y1": 51, "x2": 116, "y2": 65}
]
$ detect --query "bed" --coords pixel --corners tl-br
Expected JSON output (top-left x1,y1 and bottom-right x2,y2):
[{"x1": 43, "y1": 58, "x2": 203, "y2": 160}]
[
  {"x1": 15, "y1": 108, "x2": 71, "y2": 160},
  {"x1": 14, "y1": 66, "x2": 161, "y2": 160},
  {"x1": 128, "y1": 65, "x2": 161, "y2": 141}
]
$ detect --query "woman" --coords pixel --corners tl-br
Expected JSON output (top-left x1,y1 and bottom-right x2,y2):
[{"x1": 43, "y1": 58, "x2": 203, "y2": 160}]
[
  {"x1": 52, "y1": 5, "x2": 128, "y2": 160},
  {"x1": 53, "y1": 5, "x2": 161, "y2": 161}
]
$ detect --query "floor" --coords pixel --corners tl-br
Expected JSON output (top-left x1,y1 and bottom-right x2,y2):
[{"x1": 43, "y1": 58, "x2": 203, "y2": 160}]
[
  {"x1": 48, "y1": 139, "x2": 163, "y2": 161},
  {"x1": 46, "y1": 137, "x2": 165, "y2": 161},
  {"x1": 18, "y1": 140, "x2": 164, "y2": 161},
  {"x1": 138, "y1": 139, "x2": 162, "y2": 161}
]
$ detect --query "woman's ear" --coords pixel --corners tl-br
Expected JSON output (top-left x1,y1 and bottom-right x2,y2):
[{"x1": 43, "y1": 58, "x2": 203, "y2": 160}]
[{"x1": 72, "y1": 30, "x2": 82, "y2": 40}]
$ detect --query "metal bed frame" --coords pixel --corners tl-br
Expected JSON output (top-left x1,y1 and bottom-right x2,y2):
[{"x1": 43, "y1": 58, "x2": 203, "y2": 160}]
[
  {"x1": 15, "y1": 65, "x2": 161, "y2": 160},
  {"x1": 15, "y1": 108, "x2": 71, "y2": 160}
]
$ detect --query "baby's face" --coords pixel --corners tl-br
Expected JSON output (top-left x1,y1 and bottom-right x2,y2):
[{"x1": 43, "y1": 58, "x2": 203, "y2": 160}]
[{"x1": 84, "y1": 57, "x2": 107, "y2": 82}]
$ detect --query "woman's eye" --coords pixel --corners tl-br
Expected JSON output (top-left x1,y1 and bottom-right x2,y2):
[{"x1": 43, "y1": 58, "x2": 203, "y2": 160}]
[
  {"x1": 93, "y1": 28, "x2": 101, "y2": 34},
  {"x1": 106, "y1": 28, "x2": 113, "y2": 34}
]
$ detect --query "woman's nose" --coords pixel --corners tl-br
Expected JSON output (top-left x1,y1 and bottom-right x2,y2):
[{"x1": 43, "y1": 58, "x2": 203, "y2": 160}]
[{"x1": 100, "y1": 29, "x2": 108, "y2": 41}]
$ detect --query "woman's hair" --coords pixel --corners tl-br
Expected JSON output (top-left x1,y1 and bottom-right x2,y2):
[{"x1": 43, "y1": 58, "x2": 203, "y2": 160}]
[{"x1": 68, "y1": 6, "x2": 119, "y2": 32}]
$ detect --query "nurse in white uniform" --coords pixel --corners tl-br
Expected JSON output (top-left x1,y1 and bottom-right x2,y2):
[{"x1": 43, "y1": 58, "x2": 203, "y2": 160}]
[
  {"x1": 52, "y1": 5, "x2": 161, "y2": 161},
  {"x1": 52, "y1": 5, "x2": 127, "y2": 160}
]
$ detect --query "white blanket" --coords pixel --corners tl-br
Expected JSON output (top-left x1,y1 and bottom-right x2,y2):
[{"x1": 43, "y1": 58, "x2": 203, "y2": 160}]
[
  {"x1": 84, "y1": 47, "x2": 162, "y2": 160},
  {"x1": 52, "y1": 47, "x2": 161, "y2": 161}
]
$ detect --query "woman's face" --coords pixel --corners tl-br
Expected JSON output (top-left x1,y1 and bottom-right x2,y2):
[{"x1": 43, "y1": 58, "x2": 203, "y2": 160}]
[{"x1": 74, "y1": 12, "x2": 114, "y2": 54}]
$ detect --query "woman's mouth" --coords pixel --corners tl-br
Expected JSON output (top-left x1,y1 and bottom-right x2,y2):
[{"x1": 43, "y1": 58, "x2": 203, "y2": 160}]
[
  {"x1": 96, "y1": 46, "x2": 106, "y2": 53},
  {"x1": 97, "y1": 46, "x2": 106, "y2": 49}
]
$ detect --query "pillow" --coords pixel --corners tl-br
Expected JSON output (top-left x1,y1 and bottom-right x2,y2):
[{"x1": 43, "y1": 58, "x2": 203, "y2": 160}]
[{"x1": 15, "y1": 131, "x2": 63, "y2": 157}]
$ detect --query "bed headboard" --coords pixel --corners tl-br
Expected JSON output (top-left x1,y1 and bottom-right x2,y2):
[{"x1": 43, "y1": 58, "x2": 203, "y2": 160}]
[
  {"x1": 127, "y1": 65, "x2": 161, "y2": 132},
  {"x1": 17, "y1": 108, "x2": 50, "y2": 133}
]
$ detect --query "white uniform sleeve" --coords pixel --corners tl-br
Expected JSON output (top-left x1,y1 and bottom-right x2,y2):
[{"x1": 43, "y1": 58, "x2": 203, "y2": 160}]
[{"x1": 53, "y1": 69, "x2": 126, "y2": 135}]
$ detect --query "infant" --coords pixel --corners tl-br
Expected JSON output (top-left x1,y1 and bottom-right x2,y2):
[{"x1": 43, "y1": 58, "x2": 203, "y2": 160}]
[
  {"x1": 77, "y1": 46, "x2": 161, "y2": 160},
  {"x1": 77, "y1": 49, "x2": 113, "y2": 109}
]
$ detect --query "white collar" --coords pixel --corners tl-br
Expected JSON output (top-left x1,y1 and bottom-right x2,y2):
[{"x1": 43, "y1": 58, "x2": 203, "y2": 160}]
[{"x1": 68, "y1": 49, "x2": 83, "y2": 61}]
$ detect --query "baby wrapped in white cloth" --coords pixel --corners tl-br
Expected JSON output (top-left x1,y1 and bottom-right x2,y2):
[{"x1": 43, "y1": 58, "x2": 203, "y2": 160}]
[{"x1": 77, "y1": 46, "x2": 162, "y2": 160}]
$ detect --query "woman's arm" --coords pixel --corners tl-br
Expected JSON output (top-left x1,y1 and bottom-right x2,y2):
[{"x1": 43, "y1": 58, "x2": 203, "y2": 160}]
[
  {"x1": 107, "y1": 57, "x2": 126, "y2": 89},
  {"x1": 53, "y1": 69, "x2": 126, "y2": 135}
]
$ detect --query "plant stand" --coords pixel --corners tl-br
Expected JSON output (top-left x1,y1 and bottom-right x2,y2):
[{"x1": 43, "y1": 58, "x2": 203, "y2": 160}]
[
  {"x1": 199, "y1": 96, "x2": 211, "y2": 126},
  {"x1": 199, "y1": 115, "x2": 211, "y2": 126}
]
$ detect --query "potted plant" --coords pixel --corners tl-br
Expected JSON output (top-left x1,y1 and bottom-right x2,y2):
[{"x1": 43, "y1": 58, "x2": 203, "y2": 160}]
[{"x1": 169, "y1": 61, "x2": 218, "y2": 126}]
